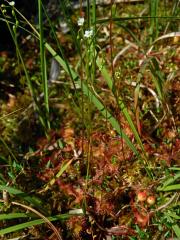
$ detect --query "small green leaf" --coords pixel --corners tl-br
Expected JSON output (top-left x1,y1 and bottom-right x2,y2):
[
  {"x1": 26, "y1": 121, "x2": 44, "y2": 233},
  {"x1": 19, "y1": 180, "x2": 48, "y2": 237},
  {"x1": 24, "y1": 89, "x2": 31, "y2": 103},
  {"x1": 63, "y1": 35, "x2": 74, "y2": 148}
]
[
  {"x1": 157, "y1": 172, "x2": 180, "y2": 191},
  {"x1": 160, "y1": 184, "x2": 180, "y2": 191},
  {"x1": 172, "y1": 224, "x2": 180, "y2": 239}
]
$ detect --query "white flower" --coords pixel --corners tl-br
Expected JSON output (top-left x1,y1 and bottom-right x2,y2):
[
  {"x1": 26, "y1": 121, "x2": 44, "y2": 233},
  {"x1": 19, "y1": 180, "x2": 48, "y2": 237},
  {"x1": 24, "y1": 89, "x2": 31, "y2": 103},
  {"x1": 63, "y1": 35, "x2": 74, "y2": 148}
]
[
  {"x1": 84, "y1": 29, "x2": 93, "y2": 38},
  {"x1": 8, "y1": 1, "x2": 15, "y2": 6},
  {"x1": 77, "y1": 17, "x2": 84, "y2": 26}
]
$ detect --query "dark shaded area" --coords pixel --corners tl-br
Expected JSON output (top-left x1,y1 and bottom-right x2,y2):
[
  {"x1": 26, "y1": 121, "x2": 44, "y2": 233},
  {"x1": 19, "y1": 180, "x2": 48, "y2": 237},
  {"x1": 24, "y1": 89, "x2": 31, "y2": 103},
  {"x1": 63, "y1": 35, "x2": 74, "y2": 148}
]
[
  {"x1": 0, "y1": 0, "x2": 44, "y2": 51},
  {"x1": 0, "y1": 4, "x2": 36, "y2": 51},
  {"x1": 0, "y1": 0, "x2": 81, "y2": 51}
]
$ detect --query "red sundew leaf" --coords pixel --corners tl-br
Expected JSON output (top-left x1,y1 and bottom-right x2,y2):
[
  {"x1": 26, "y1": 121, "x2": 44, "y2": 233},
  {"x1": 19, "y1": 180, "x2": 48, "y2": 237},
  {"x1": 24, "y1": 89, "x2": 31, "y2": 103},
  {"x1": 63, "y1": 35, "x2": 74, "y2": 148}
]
[
  {"x1": 57, "y1": 181, "x2": 84, "y2": 205},
  {"x1": 106, "y1": 225, "x2": 136, "y2": 236},
  {"x1": 134, "y1": 212, "x2": 149, "y2": 227},
  {"x1": 130, "y1": 200, "x2": 150, "y2": 227},
  {"x1": 37, "y1": 168, "x2": 56, "y2": 182},
  {"x1": 66, "y1": 216, "x2": 84, "y2": 236},
  {"x1": 91, "y1": 170, "x2": 104, "y2": 185},
  {"x1": 75, "y1": 137, "x2": 89, "y2": 152},
  {"x1": 25, "y1": 57, "x2": 35, "y2": 69},
  {"x1": 143, "y1": 143, "x2": 155, "y2": 155},
  {"x1": 103, "y1": 163, "x2": 119, "y2": 175},
  {"x1": 174, "y1": 138, "x2": 180, "y2": 148},
  {"x1": 95, "y1": 199, "x2": 115, "y2": 216},
  {"x1": 61, "y1": 127, "x2": 74, "y2": 140},
  {"x1": 92, "y1": 144, "x2": 105, "y2": 158},
  {"x1": 39, "y1": 156, "x2": 51, "y2": 167},
  {"x1": 0, "y1": 51, "x2": 9, "y2": 58}
]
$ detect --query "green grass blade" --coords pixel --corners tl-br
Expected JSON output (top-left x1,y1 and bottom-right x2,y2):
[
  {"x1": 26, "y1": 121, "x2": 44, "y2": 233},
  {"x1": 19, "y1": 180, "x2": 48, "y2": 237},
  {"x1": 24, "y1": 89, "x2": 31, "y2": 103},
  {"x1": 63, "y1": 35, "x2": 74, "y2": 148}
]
[
  {"x1": 0, "y1": 185, "x2": 44, "y2": 212},
  {"x1": 0, "y1": 137, "x2": 18, "y2": 163},
  {"x1": 96, "y1": 57, "x2": 113, "y2": 89},
  {"x1": 38, "y1": 0, "x2": 50, "y2": 130},
  {"x1": 159, "y1": 184, "x2": 180, "y2": 191},
  {"x1": 96, "y1": 16, "x2": 180, "y2": 25},
  {"x1": 149, "y1": 0, "x2": 159, "y2": 43},
  {"x1": 0, "y1": 213, "x2": 74, "y2": 235},
  {"x1": 118, "y1": 97, "x2": 144, "y2": 152},
  {"x1": 149, "y1": 57, "x2": 164, "y2": 100},
  {"x1": 0, "y1": 213, "x2": 34, "y2": 220}
]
